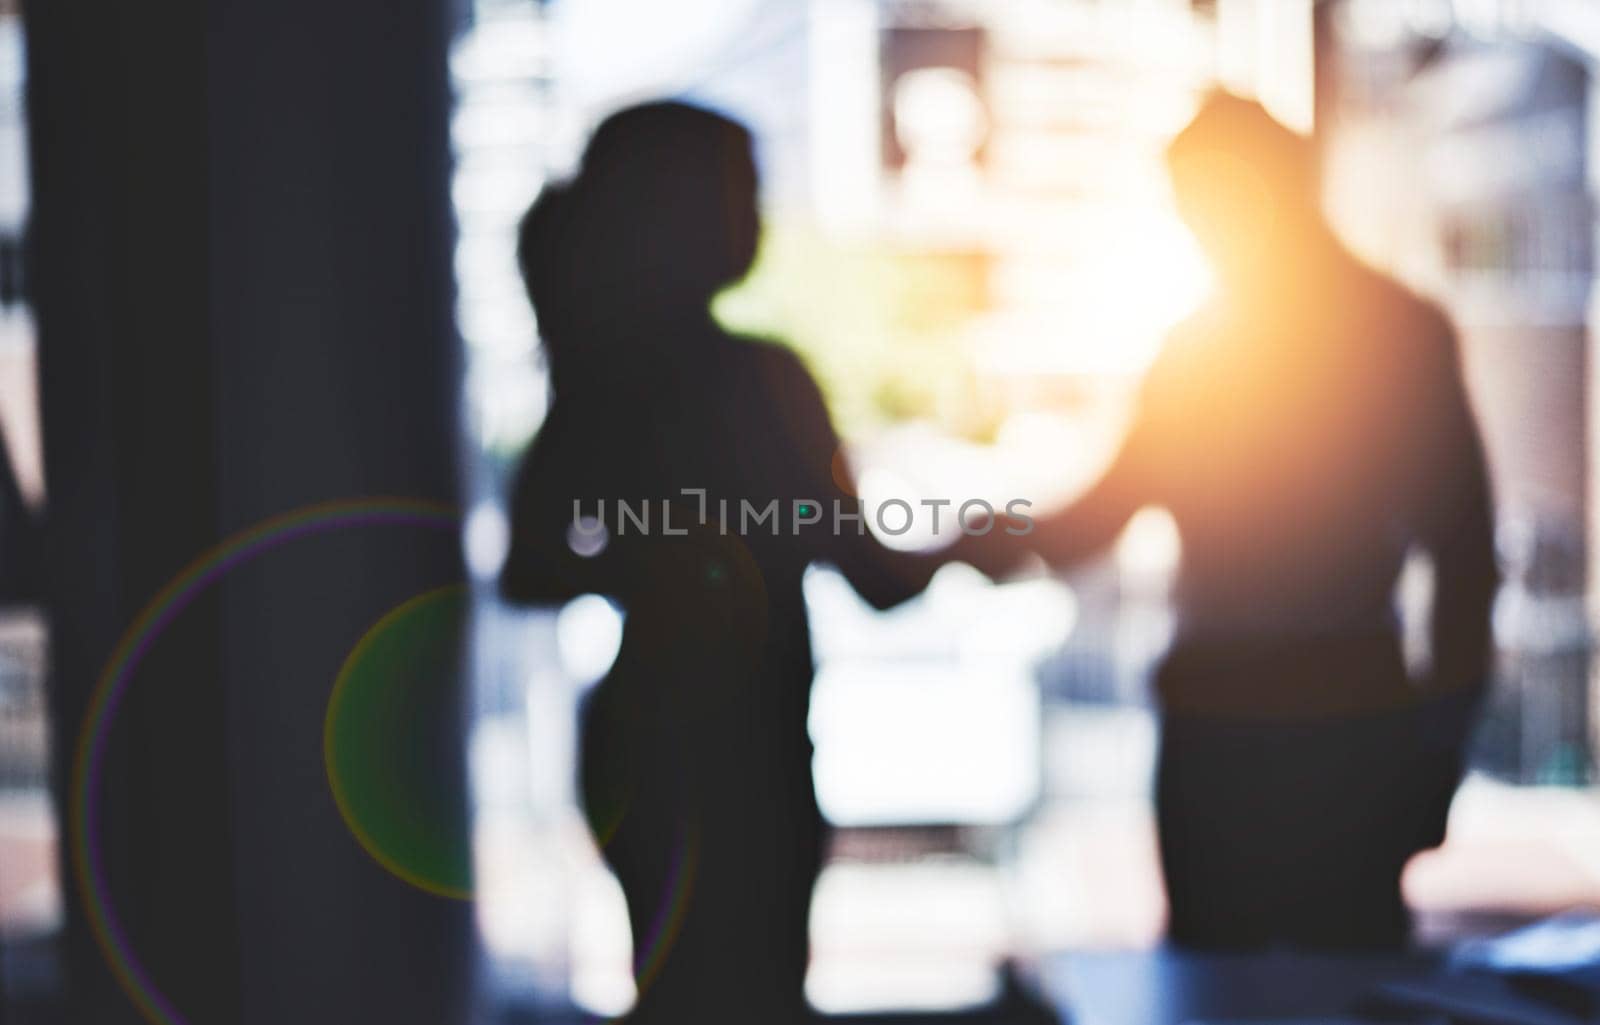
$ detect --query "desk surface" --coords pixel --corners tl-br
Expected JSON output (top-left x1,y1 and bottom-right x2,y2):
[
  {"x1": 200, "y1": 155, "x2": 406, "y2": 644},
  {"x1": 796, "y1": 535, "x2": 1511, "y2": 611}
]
[{"x1": 1039, "y1": 948, "x2": 1439, "y2": 1025}]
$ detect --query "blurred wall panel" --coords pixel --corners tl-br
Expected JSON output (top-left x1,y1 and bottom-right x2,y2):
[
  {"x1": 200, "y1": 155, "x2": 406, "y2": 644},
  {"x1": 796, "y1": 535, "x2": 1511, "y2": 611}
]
[{"x1": 206, "y1": 0, "x2": 474, "y2": 1021}]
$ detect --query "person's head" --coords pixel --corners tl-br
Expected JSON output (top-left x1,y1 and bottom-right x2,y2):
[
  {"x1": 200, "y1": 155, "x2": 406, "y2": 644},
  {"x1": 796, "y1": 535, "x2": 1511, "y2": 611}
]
[
  {"x1": 518, "y1": 101, "x2": 760, "y2": 387},
  {"x1": 1166, "y1": 92, "x2": 1320, "y2": 291}
]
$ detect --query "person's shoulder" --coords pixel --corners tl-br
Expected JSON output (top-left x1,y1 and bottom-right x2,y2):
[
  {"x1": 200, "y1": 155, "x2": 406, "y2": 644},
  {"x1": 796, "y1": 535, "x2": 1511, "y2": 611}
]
[
  {"x1": 1379, "y1": 279, "x2": 1464, "y2": 383},
  {"x1": 1348, "y1": 256, "x2": 1457, "y2": 349},
  {"x1": 730, "y1": 334, "x2": 826, "y2": 399},
  {"x1": 1163, "y1": 306, "x2": 1222, "y2": 357},
  {"x1": 733, "y1": 333, "x2": 807, "y2": 372},
  {"x1": 1146, "y1": 303, "x2": 1227, "y2": 389},
  {"x1": 1414, "y1": 293, "x2": 1459, "y2": 354},
  {"x1": 724, "y1": 336, "x2": 842, "y2": 450}
]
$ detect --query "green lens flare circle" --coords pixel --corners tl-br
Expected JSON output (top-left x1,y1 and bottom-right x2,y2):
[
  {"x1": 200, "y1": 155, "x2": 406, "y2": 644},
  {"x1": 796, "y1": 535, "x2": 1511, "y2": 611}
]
[
  {"x1": 75, "y1": 499, "x2": 703, "y2": 1024},
  {"x1": 324, "y1": 584, "x2": 474, "y2": 900}
]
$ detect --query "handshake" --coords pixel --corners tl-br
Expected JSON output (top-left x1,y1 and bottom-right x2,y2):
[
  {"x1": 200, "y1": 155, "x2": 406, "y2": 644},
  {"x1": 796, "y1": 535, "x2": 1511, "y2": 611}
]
[{"x1": 947, "y1": 506, "x2": 1044, "y2": 582}]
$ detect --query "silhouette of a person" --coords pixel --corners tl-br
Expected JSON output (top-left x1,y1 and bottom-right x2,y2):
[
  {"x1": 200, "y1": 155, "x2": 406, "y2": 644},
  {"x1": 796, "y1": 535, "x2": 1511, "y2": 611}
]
[
  {"x1": 500, "y1": 102, "x2": 948, "y2": 1023},
  {"x1": 974, "y1": 93, "x2": 1498, "y2": 949}
]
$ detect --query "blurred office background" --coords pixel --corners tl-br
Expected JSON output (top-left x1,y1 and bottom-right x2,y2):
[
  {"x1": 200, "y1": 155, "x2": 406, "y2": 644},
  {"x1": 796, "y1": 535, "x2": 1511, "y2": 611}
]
[{"x1": 7, "y1": 0, "x2": 1600, "y2": 1021}]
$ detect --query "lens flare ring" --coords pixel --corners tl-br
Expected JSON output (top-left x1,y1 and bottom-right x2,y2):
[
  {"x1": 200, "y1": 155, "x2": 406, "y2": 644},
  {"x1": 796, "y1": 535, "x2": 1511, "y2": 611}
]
[
  {"x1": 70, "y1": 497, "x2": 703, "y2": 1025},
  {"x1": 70, "y1": 499, "x2": 460, "y2": 1025}
]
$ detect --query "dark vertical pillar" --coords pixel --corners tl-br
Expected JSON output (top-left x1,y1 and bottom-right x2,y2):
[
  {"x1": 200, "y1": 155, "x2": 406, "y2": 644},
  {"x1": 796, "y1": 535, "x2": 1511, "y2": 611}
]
[
  {"x1": 26, "y1": 1, "x2": 236, "y2": 1021},
  {"x1": 25, "y1": 0, "x2": 472, "y2": 1020}
]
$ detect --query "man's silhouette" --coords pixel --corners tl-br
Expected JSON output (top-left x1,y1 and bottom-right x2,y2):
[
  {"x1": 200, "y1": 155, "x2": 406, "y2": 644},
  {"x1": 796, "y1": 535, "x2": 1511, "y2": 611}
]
[
  {"x1": 978, "y1": 93, "x2": 1498, "y2": 949},
  {"x1": 500, "y1": 102, "x2": 951, "y2": 1023}
]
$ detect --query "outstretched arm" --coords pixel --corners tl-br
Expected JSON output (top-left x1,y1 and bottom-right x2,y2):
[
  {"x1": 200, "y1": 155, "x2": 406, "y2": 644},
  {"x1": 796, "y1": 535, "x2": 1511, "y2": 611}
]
[
  {"x1": 954, "y1": 410, "x2": 1156, "y2": 579},
  {"x1": 1026, "y1": 439, "x2": 1149, "y2": 569},
  {"x1": 828, "y1": 517, "x2": 944, "y2": 611},
  {"x1": 776, "y1": 351, "x2": 944, "y2": 610}
]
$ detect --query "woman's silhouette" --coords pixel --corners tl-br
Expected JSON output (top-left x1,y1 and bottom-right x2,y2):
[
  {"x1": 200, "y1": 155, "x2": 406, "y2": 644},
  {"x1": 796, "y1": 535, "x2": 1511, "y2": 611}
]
[{"x1": 501, "y1": 102, "x2": 943, "y2": 1024}]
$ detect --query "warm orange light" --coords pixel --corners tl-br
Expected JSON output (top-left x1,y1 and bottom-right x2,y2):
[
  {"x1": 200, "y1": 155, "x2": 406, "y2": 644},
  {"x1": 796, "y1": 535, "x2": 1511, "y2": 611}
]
[{"x1": 1048, "y1": 206, "x2": 1215, "y2": 376}]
